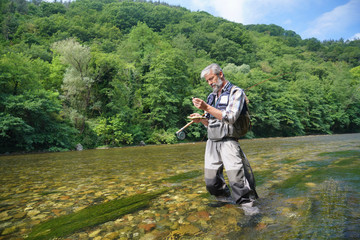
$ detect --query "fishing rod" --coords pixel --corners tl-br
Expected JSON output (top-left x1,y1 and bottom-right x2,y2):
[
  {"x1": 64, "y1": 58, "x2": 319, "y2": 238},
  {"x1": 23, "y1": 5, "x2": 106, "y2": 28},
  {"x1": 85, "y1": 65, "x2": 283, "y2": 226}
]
[
  {"x1": 175, "y1": 72, "x2": 292, "y2": 140},
  {"x1": 176, "y1": 113, "x2": 205, "y2": 140}
]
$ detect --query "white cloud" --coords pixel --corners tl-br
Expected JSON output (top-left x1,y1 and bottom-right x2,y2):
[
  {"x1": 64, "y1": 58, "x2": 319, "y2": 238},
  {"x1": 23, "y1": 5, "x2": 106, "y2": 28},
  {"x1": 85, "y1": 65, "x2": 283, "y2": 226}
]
[
  {"x1": 302, "y1": 0, "x2": 360, "y2": 40},
  {"x1": 349, "y1": 33, "x2": 360, "y2": 41},
  {"x1": 167, "y1": 0, "x2": 359, "y2": 40},
  {"x1": 190, "y1": 0, "x2": 299, "y2": 24},
  {"x1": 211, "y1": 0, "x2": 245, "y2": 23}
]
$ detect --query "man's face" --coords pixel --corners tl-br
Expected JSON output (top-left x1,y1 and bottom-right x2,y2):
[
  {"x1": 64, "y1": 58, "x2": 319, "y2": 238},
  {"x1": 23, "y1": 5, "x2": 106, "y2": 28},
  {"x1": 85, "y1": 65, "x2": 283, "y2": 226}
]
[{"x1": 205, "y1": 70, "x2": 224, "y2": 93}]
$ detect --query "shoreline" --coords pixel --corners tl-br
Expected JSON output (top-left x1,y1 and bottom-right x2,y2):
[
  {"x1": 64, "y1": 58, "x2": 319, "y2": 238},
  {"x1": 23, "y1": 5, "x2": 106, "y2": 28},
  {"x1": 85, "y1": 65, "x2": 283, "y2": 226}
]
[{"x1": 1, "y1": 132, "x2": 359, "y2": 157}]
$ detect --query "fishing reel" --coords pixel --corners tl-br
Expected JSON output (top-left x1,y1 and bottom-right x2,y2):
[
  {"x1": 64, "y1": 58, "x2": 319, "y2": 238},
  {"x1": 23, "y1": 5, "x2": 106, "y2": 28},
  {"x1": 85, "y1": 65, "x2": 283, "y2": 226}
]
[
  {"x1": 176, "y1": 131, "x2": 186, "y2": 140},
  {"x1": 175, "y1": 119, "x2": 196, "y2": 140}
]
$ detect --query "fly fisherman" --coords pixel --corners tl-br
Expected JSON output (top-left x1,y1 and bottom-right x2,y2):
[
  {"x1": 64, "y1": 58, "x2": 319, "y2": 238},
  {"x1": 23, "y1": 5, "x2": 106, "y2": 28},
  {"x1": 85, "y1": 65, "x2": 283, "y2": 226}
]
[{"x1": 190, "y1": 63, "x2": 259, "y2": 214}]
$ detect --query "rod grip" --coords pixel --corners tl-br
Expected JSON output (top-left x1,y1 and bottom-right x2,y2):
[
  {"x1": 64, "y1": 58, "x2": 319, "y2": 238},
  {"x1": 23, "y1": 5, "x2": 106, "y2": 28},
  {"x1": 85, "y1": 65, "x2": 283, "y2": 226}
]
[{"x1": 176, "y1": 120, "x2": 194, "y2": 134}]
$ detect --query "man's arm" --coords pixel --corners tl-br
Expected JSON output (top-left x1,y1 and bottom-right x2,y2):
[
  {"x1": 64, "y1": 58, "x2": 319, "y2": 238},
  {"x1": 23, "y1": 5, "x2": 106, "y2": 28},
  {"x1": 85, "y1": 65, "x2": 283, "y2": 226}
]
[
  {"x1": 191, "y1": 88, "x2": 246, "y2": 125},
  {"x1": 193, "y1": 98, "x2": 222, "y2": 119},
  {"x1": 222, "y1": 88, "x2": 245, "y2": 124}
]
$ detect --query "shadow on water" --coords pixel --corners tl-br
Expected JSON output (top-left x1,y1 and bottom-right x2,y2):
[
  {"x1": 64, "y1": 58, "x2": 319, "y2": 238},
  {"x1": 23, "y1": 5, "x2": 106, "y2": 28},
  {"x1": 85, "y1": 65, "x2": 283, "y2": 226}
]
[{"x1": 0, "y1": 134, "x2": 359, "y2": 239}]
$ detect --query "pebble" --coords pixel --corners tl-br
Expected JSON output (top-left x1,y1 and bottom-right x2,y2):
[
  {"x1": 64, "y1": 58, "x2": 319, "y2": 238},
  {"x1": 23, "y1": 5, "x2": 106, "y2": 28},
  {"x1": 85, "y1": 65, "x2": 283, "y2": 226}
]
[
  {"x1": 138, "y1": 223, "x2": 156, "y2": 233},
  {"x1": 305, "y1": 182, "x2": 317, "y2": 188},
  {"x1": 27, "y1": 210, "x2": 40, "y2": 218},
  {"x1": 1, "y1": 226, "x2": 16, "y2": 235},
  {"x1": 89, "y1": 229, "x2": 102, "y2": 238},
  {"x1": 103, "y1": 232, "x2": 119, "y2": 240},
  {"x1": 32, "y1": 213, "x2": 48, "y2": 220},
  {"x1": 78, "y1": 233, "x2": 87, "y2": 239},
  {"x1": 140, "y1": 232, "x2": 159, "y2": 240},
  {"x1": 0, "y1": 212, "x2": 11, "y2": 222}
]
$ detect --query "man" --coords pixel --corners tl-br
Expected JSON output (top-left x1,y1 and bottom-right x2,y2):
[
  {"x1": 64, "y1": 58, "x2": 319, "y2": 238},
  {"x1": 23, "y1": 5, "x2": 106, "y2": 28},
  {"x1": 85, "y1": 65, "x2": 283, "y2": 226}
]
[{"x1": 190, "y1": 63, "x2": 258, "y2": 212}]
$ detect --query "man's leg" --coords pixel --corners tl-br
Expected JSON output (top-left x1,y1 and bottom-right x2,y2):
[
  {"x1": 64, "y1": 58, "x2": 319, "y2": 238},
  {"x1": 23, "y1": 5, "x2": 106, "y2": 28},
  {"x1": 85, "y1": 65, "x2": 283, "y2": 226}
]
[
  {"x1": 204, "y1": 140, "x2": 231, "y2": 198},
  {"x1": 220, "y1": 140, "x2": 258, "y2": 204}
]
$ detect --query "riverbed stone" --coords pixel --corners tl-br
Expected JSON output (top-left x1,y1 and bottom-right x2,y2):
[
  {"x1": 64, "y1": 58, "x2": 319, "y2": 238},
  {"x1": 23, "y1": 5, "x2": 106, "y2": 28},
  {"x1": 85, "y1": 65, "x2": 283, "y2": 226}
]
[
  {"x1": 305, "y1": 182, "x2": 316, "y2": 188},
  {"x1": 32, "y1": 213, "x2": 48, "y2": 220},
  {"x1": 0, "y1": 211, "x2": 11, "y2": 221},
  {"x1": 78, "y1": 233, "x2": 88, "y2": 239},
  {"x1": 172, "y1": 224, "x2": 201, "y2": 236},
  {"x1": 1, "y1": 226, "x2": 16, "y2": 235},
  {"x1": 197, "y1": 210, "x2": 210, "y2": 220},
  {"x1": 103, "y1": 232, "x2": 119, "y2": 240},
  {"x1": 186, "y1": 214, "x2": 198, "y2": 223},
  {"x1": 89, "y1": 229, "x2": 102, "y2": 238},
  {"x1": 27, "y1": 209, "x2": 40, "y2": 218},
  {"x1": 138, "y1": 223, "x2": 156, "y2": 233},
  {"x1": 59, "y1": 195, "x2": 71, "y2": 200},
  {"x1": 140, "y1": 229, "x2": 169, "y2": 240}
]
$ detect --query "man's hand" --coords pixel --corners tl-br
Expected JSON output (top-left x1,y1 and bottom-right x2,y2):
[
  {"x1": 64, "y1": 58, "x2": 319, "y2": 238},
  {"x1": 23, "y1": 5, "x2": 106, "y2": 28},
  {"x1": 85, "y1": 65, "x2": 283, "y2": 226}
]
[
  {"x1": 192, "y1": 97, "x2": 223, "y2": 121},
  {"x1": 192, "y1": 97, "x2": 208, "y2": 111},
  {"x1": 189, "y1": 113, "x2": 203, "y2": 123}
]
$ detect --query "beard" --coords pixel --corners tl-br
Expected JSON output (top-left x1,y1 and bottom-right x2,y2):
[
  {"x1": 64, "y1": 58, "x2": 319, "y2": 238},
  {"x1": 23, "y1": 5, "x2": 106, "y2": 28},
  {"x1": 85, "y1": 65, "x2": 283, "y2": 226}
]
[{"x1": 212, "y1": 77, "x2": 223, "y2": 93}]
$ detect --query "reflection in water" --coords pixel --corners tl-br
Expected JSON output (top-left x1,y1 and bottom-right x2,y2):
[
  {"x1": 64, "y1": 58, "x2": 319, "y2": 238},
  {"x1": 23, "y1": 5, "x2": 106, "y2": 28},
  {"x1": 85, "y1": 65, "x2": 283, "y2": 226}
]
[{"x1": 0, "y1": 134, "x2": 359, "y2": 239}]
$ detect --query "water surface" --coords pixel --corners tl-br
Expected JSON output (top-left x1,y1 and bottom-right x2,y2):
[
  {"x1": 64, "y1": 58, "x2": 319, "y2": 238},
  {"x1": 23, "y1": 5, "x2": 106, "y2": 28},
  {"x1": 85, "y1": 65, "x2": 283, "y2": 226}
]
[{"x1": 0, "y1": 134, "x2": 359, "y2": 239}]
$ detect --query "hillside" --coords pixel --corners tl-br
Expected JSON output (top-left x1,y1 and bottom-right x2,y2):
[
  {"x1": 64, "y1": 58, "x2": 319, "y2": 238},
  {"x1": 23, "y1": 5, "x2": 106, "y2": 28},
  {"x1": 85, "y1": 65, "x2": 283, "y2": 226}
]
[{"x1": 1, "y1": 0, "x2": 359, "y2": 153}]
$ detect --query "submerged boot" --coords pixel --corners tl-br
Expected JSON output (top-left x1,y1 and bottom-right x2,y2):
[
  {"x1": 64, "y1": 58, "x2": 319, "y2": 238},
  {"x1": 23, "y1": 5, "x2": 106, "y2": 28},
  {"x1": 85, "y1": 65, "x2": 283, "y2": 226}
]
[{"x1": 239, "y1": 201, "x2": 260, "y2": 216}]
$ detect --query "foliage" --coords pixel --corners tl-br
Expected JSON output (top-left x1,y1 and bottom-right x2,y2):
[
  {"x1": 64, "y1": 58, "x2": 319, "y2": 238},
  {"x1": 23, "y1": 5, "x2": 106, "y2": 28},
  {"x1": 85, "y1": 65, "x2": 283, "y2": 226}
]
[
  {"x1": 0, "y1": 0, "x2": 359, "y2": 153},
  {"x1": 52, "y1": 38, "x2": 93, "y2": 133},
  {"x1": 0, "y1": 90, "x2": 77, "y2": 152},
  {"x1": 0, "y1": 51, "x2": 76, "y2": 153},
  {"x1": 147, "y1": 128, "x2": 177, "y2": 144},
  {"x1": 94, "y1": 115, "x2": 133, "y2": 146}
]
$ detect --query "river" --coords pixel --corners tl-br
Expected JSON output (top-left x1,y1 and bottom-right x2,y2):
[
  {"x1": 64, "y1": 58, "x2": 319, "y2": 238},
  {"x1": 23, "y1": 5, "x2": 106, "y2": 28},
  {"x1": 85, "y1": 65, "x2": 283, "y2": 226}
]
[{"x1": 0, "y1": 133, "x2": 359, "y2": 239}]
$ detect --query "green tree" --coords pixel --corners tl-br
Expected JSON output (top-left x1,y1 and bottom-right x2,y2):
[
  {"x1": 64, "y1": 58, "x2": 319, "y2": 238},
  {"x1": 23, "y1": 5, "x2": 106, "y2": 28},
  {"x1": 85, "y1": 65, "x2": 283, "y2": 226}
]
[
  {"x1": 94, "y1": 115, "x2": 133, "y2": 146},
  {"x1": 210, "y1": 37, "x2": 246, "y2": 65},
  {"x1": 0, "y1": 52, "x2": 76, "y2": 153},
  {"x1": 39, "y1": 1, "x2": 66, "y2": 17},
  {"x1": 117, "y1": 22, "x2": 169, "y2": 74},
  {"x1": 0, "y1": 90, "x2": 77, "y2": 152},
  {"x1": 52, "y1": 38, "x2": 93, "y2": 133},
  {"x1": 304, "y1": 38, "x2": 322, "y2": 51},
  {"x1": 142, "y1": 48, "x2": 191, "y2": 132},
  {"x1": 0, "y1": 52, "x2": 40, "y2": 95}
]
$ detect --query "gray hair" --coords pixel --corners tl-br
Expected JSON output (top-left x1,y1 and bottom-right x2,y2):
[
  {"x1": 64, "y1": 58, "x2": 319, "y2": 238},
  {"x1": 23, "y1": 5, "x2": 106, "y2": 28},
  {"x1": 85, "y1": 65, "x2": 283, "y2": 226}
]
[{"x1": 201, "y1": 63, "x2": 223, "y2": 79}]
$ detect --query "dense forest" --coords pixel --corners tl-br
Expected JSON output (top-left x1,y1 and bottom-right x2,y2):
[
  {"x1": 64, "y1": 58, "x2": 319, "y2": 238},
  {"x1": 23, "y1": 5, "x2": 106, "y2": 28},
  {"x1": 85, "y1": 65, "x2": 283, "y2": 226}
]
[{"x1": 1, "y1": 0, "x2": 359, "y2": 153}]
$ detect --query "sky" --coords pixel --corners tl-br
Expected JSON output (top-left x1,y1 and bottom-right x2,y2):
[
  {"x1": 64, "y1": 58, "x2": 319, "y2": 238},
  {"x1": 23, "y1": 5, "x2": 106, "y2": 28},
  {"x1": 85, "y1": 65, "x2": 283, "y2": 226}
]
[{"x1": 157, "y1": 0, "x2": 360, "y2": 41}]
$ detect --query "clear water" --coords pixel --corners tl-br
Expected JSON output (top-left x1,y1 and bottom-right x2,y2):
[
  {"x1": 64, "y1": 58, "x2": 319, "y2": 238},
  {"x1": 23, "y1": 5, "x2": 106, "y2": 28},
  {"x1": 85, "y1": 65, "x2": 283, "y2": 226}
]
[{"x1": 0, "y1": 133, "x2": 359, "y2": 239}]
